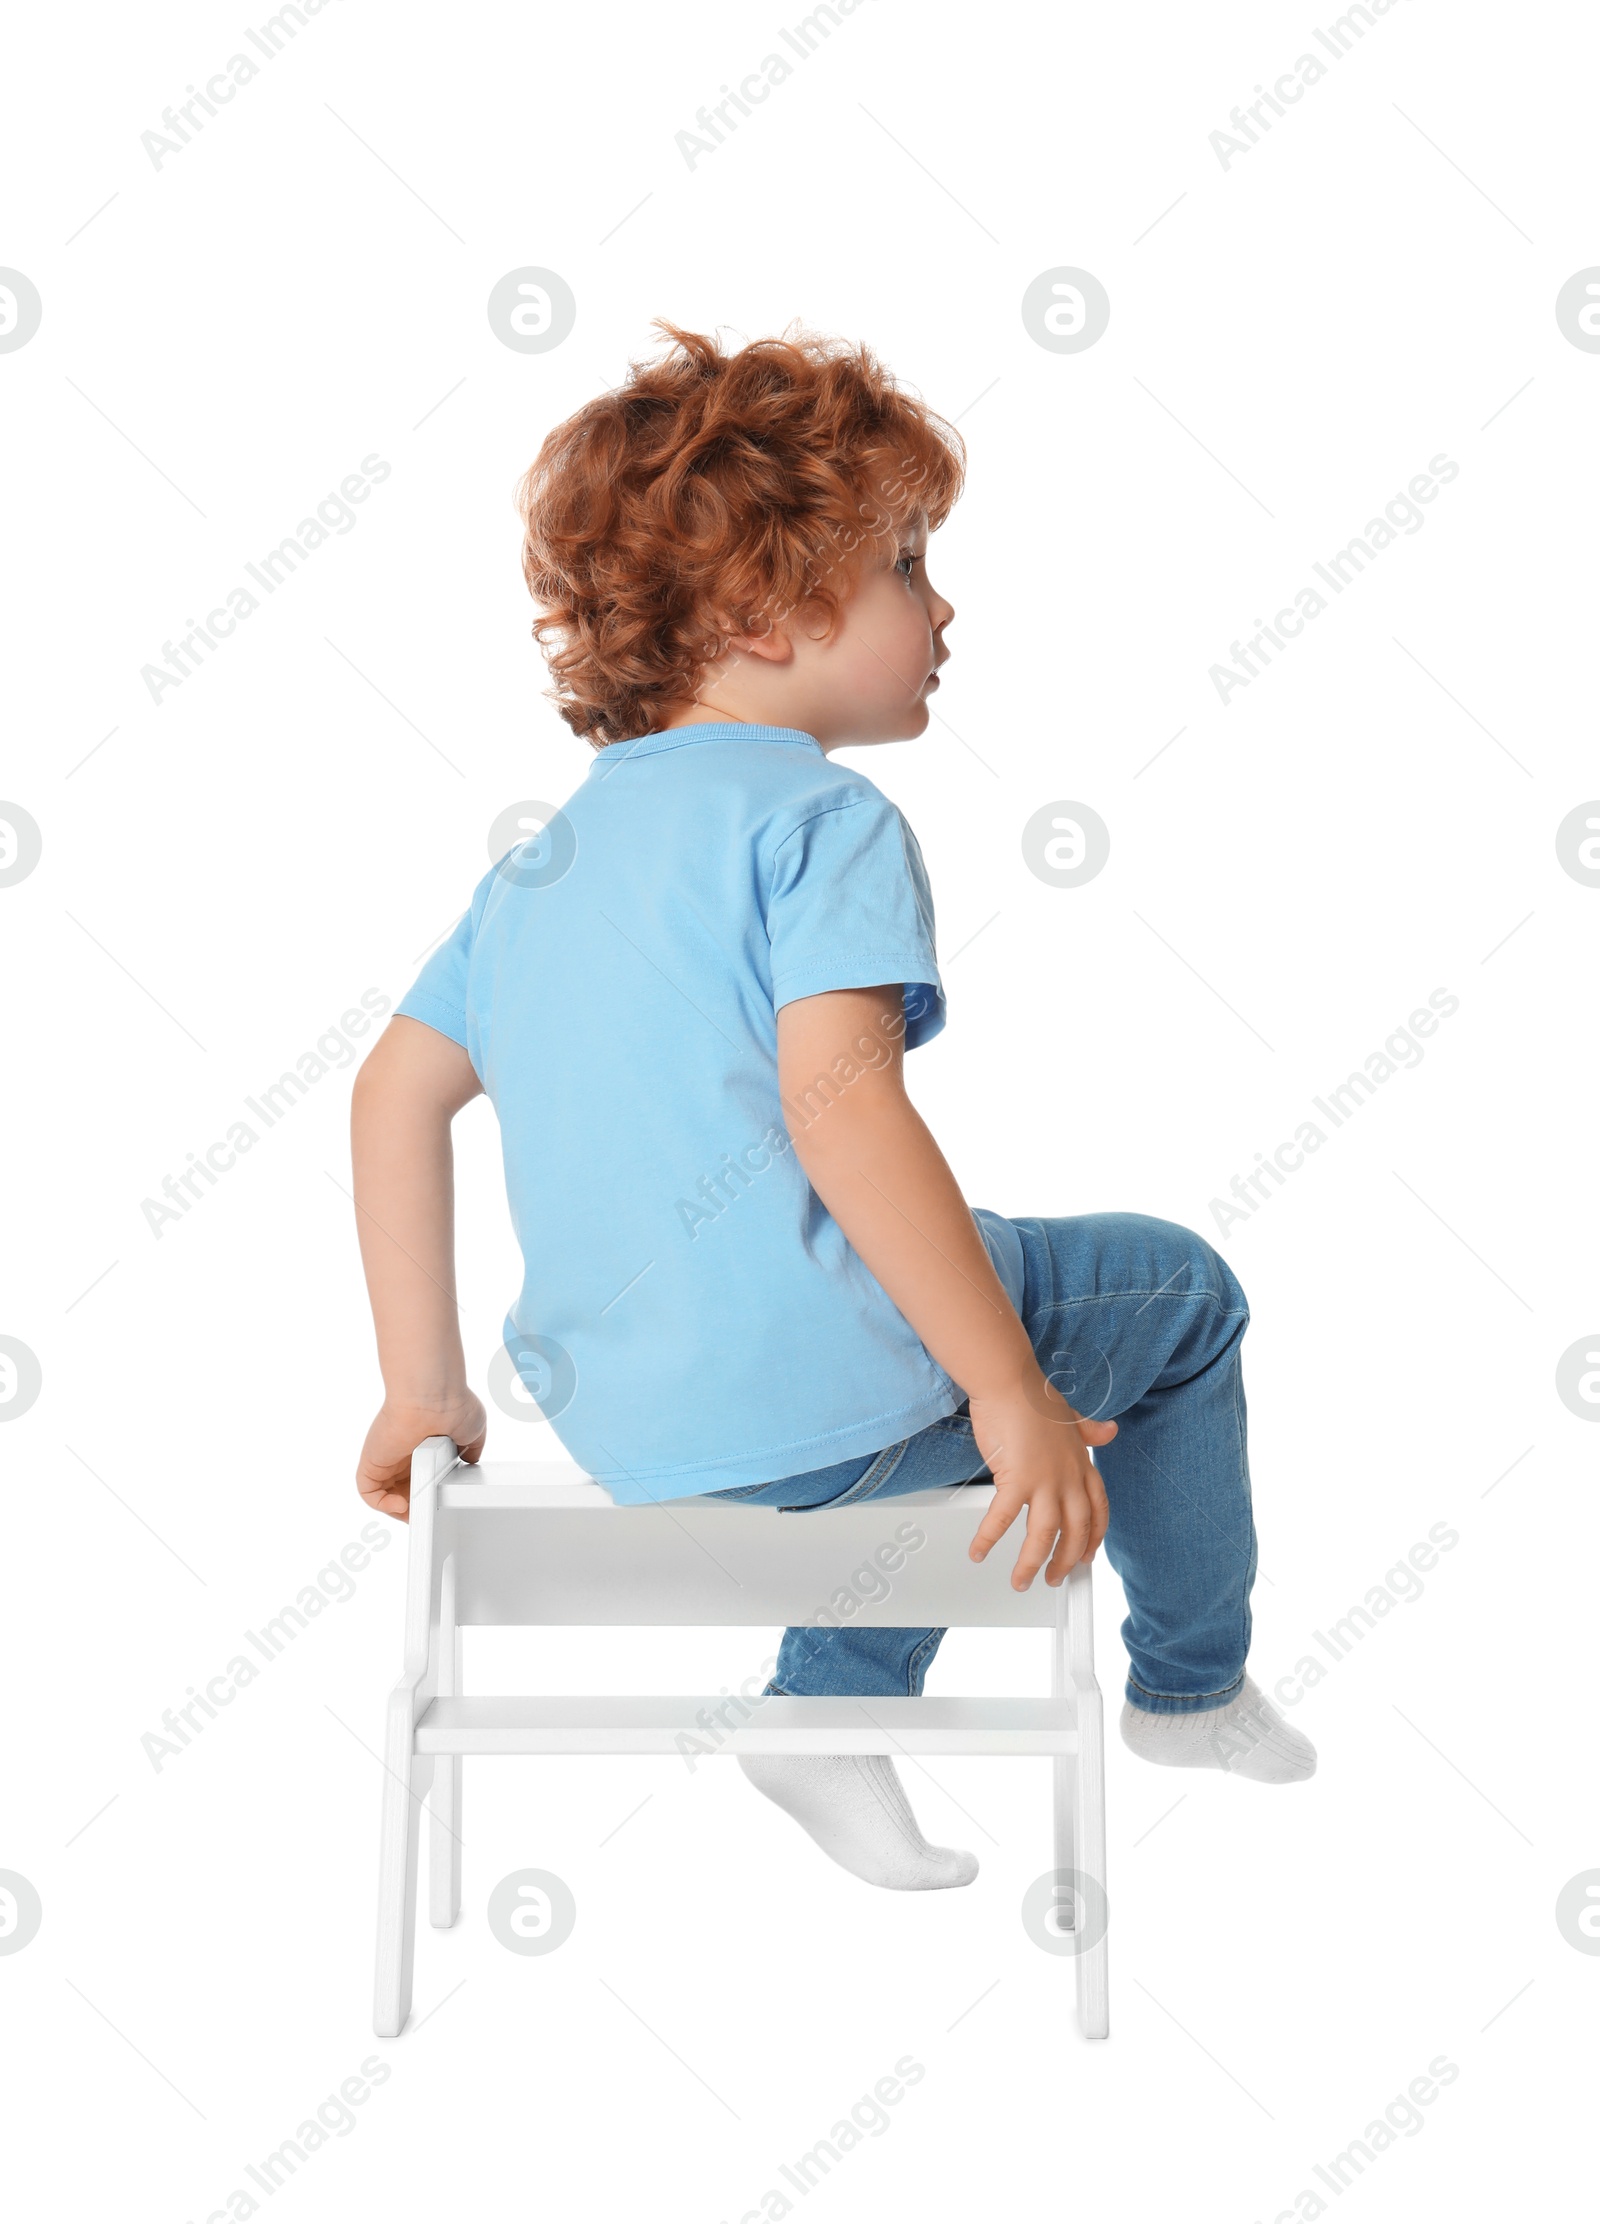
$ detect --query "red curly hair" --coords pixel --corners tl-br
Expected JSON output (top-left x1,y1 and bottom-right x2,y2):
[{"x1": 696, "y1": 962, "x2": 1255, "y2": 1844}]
[{"x1": 516, "y1": 320, "x2": 966, "y2": 746}]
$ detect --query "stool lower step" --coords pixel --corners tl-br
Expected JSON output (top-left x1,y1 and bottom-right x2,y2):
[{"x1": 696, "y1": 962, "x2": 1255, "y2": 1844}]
[{"x1": 414, "y1": 1694, "x2": 1079, "y2": 1756}]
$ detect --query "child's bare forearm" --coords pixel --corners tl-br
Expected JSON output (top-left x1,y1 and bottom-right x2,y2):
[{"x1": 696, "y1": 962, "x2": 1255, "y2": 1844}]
[
  {"x1": 351, "y1": 1016, "x2": 482, "y2": 1412},
  {"x1": 777, "y1": 987, "x2": 1042, "y2": 1402}
]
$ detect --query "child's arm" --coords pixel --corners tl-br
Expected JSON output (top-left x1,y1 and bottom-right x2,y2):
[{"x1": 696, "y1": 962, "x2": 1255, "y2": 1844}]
[
  {"x1": 350, "y1": 1016, "x2": 488, "y2": 1520},
  {"x1": 777, "y1": 985, "x2": 1116, "y2": 1590}
]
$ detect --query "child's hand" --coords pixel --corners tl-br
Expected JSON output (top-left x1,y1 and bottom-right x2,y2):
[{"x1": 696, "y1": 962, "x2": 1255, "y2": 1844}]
[
  {"x1": 965, "y1": 1375, "x2": 1116, "y2": 1590},
  {"x1": 356, "y1": 1393, "x2": 487, "y2": 1523}
]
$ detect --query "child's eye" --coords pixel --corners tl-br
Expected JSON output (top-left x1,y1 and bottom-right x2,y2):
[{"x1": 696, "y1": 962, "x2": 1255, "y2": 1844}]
[{"x1": 895, "y1": 551, "x2": 917, "y2": 582}]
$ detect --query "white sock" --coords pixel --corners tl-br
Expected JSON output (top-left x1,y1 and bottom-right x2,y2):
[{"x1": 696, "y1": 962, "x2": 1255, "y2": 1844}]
[
  {"x1": 738, "y1": 1754, "x2": 979, "y2": 1889},
  {"x1": 1120, "y1": 1675, "x2": 1316, "y2": 1784}
]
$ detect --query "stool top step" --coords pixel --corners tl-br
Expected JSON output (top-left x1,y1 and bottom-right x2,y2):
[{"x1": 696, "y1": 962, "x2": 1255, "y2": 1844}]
[
  {"x1": 405, "y1": 1439, "x2": 1080, "y2": 1630},
  {"x1": 439, "y1": 1462, "x2": 996, "y2": 1513}
]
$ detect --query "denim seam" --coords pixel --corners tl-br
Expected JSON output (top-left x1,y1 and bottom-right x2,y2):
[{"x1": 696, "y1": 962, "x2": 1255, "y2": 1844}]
[
  {"x1": 1030, "y1": 1293, "x2": 1249, "y2": 1320},
  {"x1": 904, "y1": 1629, "x2": 942, "y2": 1693},
  {"x1": 1230, "y1": 1340, "x2": 1254, "y2": 1670},
  {"x1": 779, "y1": 1434, "x2": 909, "y2": 1512},
  {"x1": 1126, "y1": 1670, "x2": 1247, "y2": 1708}
]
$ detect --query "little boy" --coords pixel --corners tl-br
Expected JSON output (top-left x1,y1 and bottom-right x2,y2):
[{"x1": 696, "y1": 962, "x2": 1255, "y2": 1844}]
[{"x1": 352, "y1": 321, "x2": 1313, "y2": 1893}]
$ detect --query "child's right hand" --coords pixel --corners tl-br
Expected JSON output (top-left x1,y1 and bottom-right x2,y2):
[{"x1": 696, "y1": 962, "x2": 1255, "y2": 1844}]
[
  {"x1": 965, "y1": 1374, "x2": 1116, "y2": 1591},
  {"x1": 356, "y1": 1393, "x2": 487, "y2": 1523}
]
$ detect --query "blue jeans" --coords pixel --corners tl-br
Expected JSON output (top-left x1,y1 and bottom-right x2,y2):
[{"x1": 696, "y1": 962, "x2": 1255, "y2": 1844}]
[{"x1": 701, "y1": 1213, "x2": 1256, "y2": 1715}]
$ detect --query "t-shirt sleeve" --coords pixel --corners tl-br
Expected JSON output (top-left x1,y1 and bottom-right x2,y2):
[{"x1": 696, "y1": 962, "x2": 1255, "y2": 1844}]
[
  {"x1": 766, "y1": 792, "x2": 946, "y2": 1047},
  {"x1": 395, "y1": 907, "x2": 472, "y2": 1048},
  {"x1": 395, "y1": 864, "x2": 501, "y2": 1052}
]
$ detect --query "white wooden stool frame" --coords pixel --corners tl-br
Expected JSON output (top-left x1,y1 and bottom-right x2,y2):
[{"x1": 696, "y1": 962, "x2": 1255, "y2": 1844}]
[{"x1": 374, "y1": 1436, "x2": 1109, "y2": 2039}]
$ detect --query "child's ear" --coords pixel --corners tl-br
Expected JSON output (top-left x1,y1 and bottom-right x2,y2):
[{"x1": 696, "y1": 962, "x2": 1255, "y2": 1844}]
[{"x1": 710, "y1": 610, "x2": 795, "y2": 667}]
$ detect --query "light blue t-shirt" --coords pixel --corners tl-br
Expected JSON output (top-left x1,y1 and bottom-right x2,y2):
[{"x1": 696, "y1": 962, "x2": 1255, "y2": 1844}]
[{"x1": 396, "y1": 719, "x2": 1018, "y2": 1503}]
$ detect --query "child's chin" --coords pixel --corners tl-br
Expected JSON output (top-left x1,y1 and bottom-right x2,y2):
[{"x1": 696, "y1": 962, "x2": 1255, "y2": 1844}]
[{"x1": 838, "y1": 701, "x2": 929, "y2": 747}]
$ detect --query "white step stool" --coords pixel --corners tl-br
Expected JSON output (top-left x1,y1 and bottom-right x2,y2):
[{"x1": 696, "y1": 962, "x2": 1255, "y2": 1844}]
[{"x1": 374, "y1": 1435, "x2": 1109, "y2": 2039}]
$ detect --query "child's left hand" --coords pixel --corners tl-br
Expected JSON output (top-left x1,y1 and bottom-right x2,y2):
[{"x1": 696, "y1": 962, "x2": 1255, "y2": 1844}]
[
  {"x1": 356, "y1": 1393, "x2": 487, "y2": 1522},
  {"x1": 966, "y1": 1378, "x2": 1116, "y2": 1588}
]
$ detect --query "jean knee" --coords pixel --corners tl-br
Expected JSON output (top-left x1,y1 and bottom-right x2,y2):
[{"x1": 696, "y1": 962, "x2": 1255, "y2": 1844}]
[{"x1": 1142, "y1": 1213, "x2": 1249, "y2": 1320}]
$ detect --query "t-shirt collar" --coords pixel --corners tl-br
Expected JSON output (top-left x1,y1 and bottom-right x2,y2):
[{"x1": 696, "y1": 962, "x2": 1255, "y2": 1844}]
[{"x1": 590, "y1": 720, "x2": 824, "y2": 771}]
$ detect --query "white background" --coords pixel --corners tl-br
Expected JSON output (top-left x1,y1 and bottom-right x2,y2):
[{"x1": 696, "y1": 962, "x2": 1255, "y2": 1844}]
[{"x1": 2, "y1": 0, "x2": 1594, "y2": 2216}]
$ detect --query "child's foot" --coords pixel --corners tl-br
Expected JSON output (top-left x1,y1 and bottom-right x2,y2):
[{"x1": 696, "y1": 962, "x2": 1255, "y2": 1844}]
[
  {"x1": 738, "y1": 1754, "x2": 979, "y2": 1889},
  {"x1": 1120, "y1": 1675, "x2": 1316, "y2": 1784}
]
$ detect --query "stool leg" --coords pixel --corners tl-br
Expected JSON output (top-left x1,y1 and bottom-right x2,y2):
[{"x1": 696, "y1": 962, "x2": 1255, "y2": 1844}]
[
  {"x1": 1050, "y1": 1609, "x2": 1076, "y2": 1930},
  {"x1": 1073, "y1": 1679, "x2": 1109, "y2": 2040},
  {"x1": 429, "y1": 1560, "x2": 462, "y2": 1928},
  {"x1": 1065, "y1": 1565, "x2": 1109, "y2": 2040},
  {"x1": 374, "y1": 1697, "x2": 433, "y2": 2038},
  {"x1": 429, "y1": 1754, "x2": 461, "y2": 1929}
]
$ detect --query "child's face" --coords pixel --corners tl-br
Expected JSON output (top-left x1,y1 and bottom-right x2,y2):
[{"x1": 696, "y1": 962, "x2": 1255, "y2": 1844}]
[
  {"x1": 684, "y1": 510, "x2": 954, "y2": 750},
  {"x1": 794, "y1": 511, "x2": 954, "y2": 750}
]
